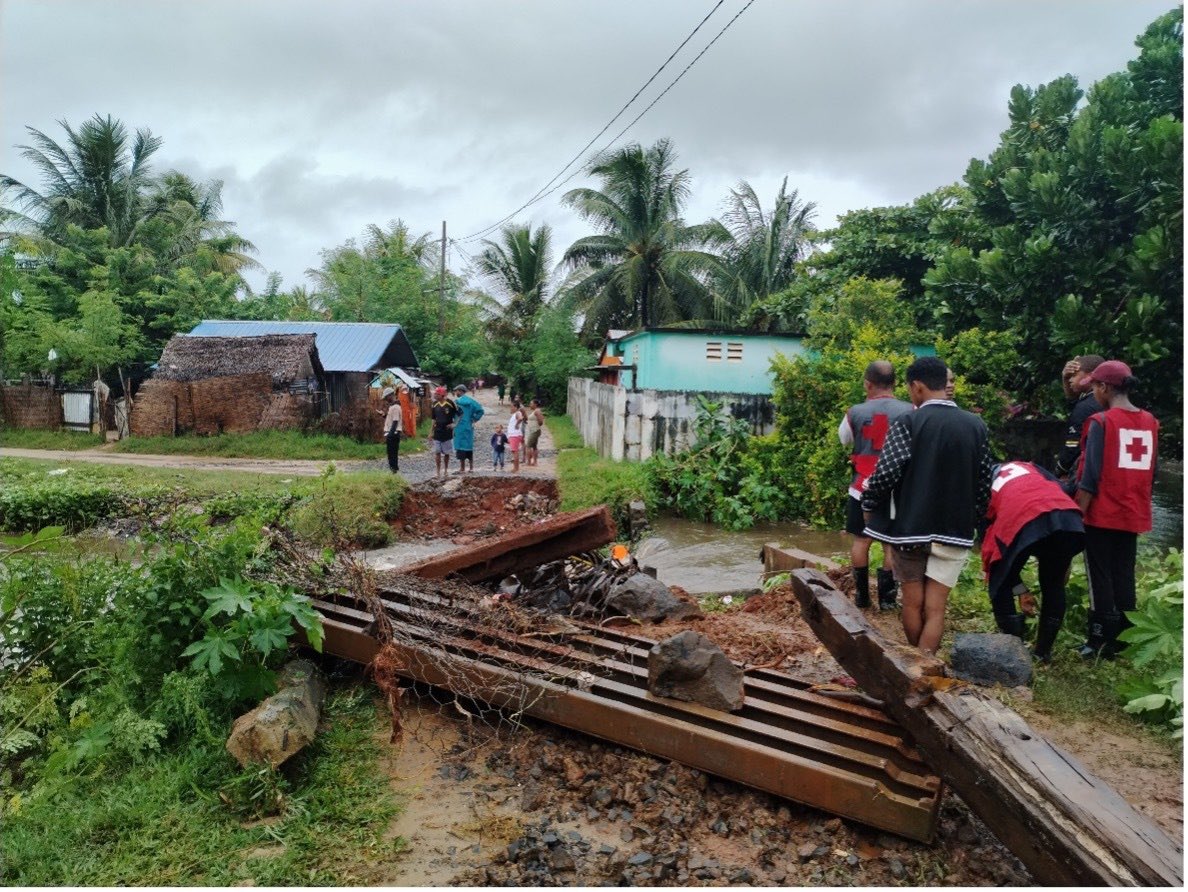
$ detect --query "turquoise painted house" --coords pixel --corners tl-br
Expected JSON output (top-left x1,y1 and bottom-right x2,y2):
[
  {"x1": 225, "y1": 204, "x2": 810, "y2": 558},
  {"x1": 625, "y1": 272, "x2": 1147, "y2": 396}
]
[{"x1": 600, "y1": 329, "x2": 807, "y2": 395}]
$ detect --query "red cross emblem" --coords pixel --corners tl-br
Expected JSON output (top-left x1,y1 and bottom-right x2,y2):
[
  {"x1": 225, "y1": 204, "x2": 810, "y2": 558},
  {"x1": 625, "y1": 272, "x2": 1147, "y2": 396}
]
[
  {"x1": 861, "y1": 413, "x2": 890, "y2": 450},
  {"x1": 1118, "y1": 429, "x2": 1154, "y2": 470}
]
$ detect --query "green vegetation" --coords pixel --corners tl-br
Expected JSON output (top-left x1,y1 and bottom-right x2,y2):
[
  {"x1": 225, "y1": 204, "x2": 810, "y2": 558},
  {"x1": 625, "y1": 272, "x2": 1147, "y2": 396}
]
[
  {"x1": 554, "y1": 433, "x2": 654, "y2": 532},
  {"x1": 942, "y1": 548, "x2": 1183, "y2": 739},
  {"x1": 291, "y1": 468, "x2": 406, "y2": 548},
  {"x1": 546, "y1": 413, "x2": 585, "y2": 450},
  {"x1": 113, "y1": 428, "x2": 425, "y2": 460},
  {"x1": 0, "y1": 428, "x2": 105, "y2": 450}
]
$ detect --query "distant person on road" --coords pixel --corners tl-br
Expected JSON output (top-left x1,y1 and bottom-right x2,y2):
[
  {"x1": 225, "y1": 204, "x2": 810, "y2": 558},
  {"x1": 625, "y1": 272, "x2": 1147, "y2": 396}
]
[
  {"x1": 981, "y1": 461, "x2": 1084, "y2": 662},
  {"x1": 507, "y1": 401, "x2": 527, "y2": 473},
  {"x1": 452, "y1": 384, "x2": 485, "y2": 474},
  {"x1": 497, "y1": 382, "x2": 505, "y2": 404},
  {"x1": 1055, "y1": 354, "x2": 1105, "y2": 487},
  {"x1": 491, "y1": 424, "x2": 509, "y2": 471},
  {"x1": 838, "y1": 360, "x2": 913, "y2": 610},
  {"x1": 525, "y1": 399, "x2": 545, "y2": 467},
  {"x1": 862, "y1": 357, "x2": 995, "y2": 655},
  {"x1": 430, "y1": 386, "x2": 458, "y2": 478},
  {"x1": 1073, "y1": 360, "x2": 1158, "y2": 659},
  {"x1": 378, "y1": 387, "x2": 403, "y2": 473}
]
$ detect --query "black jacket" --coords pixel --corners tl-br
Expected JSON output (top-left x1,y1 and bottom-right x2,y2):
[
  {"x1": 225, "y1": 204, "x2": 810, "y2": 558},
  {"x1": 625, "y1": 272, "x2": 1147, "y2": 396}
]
[{"x1": 861, "y1": 400, "x2": 994, "y2": 548}]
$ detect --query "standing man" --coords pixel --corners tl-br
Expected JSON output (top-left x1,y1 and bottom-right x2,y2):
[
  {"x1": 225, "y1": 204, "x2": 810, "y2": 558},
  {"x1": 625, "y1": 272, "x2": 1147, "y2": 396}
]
[
  {"x1": 861, "y1": 357, "x2": 995, "y2": 655},
  {"x1": 451, "y1": 384, "x2": 485, "y2": 474},
  {"x1": 1055, "y1": 354, "x2": 1105, "y2": 485},
  {"x1": 430, "y1": 385, "x2": 458, "y2": 478},
  {"x1": 838, "y1": 360, "x2": 913, "y2": 609},
  {"x1": 379, "y1": 387, "x2": 403, "y2": 474},
  {"x1": 524, "y1": 399, "x2": 545, "y2": 468},
  {"x1": 1073, "y1": 360, "x2": 1158, "y2": 659}
]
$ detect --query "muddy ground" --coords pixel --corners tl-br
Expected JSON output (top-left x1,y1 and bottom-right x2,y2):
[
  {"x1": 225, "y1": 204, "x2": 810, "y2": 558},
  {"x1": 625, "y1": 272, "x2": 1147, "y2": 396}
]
[{"x1": 351, "y1": 476, "x2": 1182, "y2": 886}]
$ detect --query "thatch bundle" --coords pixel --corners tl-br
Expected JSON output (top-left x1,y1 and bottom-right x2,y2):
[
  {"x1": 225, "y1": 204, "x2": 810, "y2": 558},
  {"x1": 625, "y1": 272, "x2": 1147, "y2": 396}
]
[{"x1": 154, "y1": 334, "x2": 325, "y2": 386}]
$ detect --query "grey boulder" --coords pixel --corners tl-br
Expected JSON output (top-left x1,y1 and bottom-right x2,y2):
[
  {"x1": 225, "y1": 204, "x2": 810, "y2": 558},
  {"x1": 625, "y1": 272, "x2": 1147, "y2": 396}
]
[
  {"x1": 648, "y1": 630, "x2": 744, "y2": 712},
  {"x1": 607, "y1": 573, "x2": 700, "y2": 623},
  {"x1": 950, "y1": 633, "x2": 1034, "y2": 687}
]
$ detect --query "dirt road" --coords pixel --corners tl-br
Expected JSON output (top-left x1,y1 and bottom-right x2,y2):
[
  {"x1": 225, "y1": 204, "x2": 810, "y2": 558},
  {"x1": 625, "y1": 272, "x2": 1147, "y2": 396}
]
[{"x1": 1, "y1": 387, "x2": 560, "y2": 483}]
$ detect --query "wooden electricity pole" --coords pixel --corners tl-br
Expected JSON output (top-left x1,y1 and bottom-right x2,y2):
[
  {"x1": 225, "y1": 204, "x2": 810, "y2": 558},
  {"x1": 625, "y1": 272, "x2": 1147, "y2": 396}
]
[{"x1": 438, "y1": 221, "x2": 446, "y2": 333}]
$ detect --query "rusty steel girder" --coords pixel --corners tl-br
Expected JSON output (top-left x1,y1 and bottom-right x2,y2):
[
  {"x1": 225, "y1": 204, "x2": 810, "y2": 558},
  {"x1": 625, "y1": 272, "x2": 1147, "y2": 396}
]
[
  {"x1": 398, "y1": 506, "x2": 616, "y2": 583},
  {"x1": 309, "y1": 577, "x2": 944, "y2": 841}
]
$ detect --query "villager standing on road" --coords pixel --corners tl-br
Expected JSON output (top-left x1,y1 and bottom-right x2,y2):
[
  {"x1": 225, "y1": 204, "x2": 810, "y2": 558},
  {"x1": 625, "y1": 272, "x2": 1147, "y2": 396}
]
[
  {"x1": 430, "y1": 386, "x2": 458, "y2": 478},
  {"x1": 452, "y1": 384, "x2": 485, "y2": 474},
  {"x1": 507, "y1": 401, "x2": 527, "y2": 473},
  {"x1": 861, "y1": 357, "x2": 995, "y2": 655},
  {"x1": 379, "y1": 387, "x2": 403, "y2": 473},
  {"x1": 981, "y1": 461, "x2": 1084, "y2": 662},
  {"x1": 1073, "y1": 360, "x2": 1158, "y2": 659},
  {"x1": 1055, "y1": 354, "x2": 1105, "y2": 487},
  {"x1": 525, "y1": 399, "x2": 545, "y2": 467},
  {"x1": 490, "y1": 424, "x2": 509, "y2": 470},
  {"x1": 838, "y1": 360, "x2": 913, "y2": 609}
]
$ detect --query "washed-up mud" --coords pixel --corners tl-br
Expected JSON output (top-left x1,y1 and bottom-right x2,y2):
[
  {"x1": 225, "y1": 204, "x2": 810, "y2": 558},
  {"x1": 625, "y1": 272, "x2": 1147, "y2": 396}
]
[{"x1": 395, "y1": 476, "x2": 559, "y2": 542}]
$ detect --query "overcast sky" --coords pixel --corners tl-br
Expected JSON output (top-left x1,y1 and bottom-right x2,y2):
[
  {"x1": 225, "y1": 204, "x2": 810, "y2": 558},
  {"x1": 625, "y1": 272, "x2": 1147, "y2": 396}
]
[{"x1": 0, "y1": 0, "x2": 1174, "y2": 293}]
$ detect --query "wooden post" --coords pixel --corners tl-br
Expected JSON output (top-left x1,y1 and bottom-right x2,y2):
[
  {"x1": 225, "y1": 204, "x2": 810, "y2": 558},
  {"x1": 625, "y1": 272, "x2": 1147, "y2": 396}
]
[{"x1": 788, "y1": 568, "x2": 1182, "y2": 887}]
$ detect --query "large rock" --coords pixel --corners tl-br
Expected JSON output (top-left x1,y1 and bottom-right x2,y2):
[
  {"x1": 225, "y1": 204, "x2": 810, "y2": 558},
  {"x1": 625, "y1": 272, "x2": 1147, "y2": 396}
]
[
  {"x1": 950, "y1": 633, "x2": 1033, "y2": 687},
  {"x1": 227, "y1": 659, "x2": 327, "y2": 768},
  {"x1": 607, "y1": 573, "x2": 700, "y2": 622},
  {"x1": 647, "y1": 631, "x2": 744, "y2": 712}
]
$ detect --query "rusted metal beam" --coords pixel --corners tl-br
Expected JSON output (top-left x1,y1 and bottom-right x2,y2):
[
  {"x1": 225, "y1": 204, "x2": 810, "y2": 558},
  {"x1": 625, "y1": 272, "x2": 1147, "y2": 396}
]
[
  {"x1": 788, "y1": 567, "x2": 1182, "y2": 887},
  {"x1": 397, "y1": 506, "x2": 616, "y2": 583},
  {"x1": 307, "y1": 579, "x2": 944, "y2": 842}
]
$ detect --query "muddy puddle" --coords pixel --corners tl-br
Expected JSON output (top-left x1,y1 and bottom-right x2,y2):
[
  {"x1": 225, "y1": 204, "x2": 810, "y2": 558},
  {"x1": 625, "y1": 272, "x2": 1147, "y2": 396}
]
[{"x1": 635, "y1": 516, "x2": 849, "y2": 595}]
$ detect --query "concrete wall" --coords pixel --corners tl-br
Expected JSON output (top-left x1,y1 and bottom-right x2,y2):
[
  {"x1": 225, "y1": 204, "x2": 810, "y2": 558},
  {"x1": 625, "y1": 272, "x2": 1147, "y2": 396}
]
[
  {"x1": 610, "y1": 331, "x2": 806, "y2": 395},
  {"x1": 568, "y1": 376, "x2": 776, "y2": 462}
]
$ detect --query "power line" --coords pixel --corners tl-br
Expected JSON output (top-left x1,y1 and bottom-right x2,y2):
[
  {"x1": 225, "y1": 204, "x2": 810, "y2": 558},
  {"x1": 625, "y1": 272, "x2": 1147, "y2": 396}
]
[
  {"x1": 458, "y1": 0, "x2": 729, "y2": 243},
  {"x1": 482, "y1": 0, "x2": 758, "y2": 232}
]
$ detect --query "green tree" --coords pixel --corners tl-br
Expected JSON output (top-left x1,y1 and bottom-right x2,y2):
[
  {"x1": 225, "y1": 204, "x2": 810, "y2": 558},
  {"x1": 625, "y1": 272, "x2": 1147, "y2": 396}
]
[
  {"x1": 1, "y1": 114, "x2": 162, "y2": 249},
  {"x1": 561, "y1": 139, "x2": 718, "y2": 333},
  {"x1": 707, "y1": 177, "x2": 817, "y2": 323}
]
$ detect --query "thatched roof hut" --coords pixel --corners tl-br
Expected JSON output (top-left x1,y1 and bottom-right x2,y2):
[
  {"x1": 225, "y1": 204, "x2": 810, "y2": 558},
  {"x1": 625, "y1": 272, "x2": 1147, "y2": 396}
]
[{"x1": 153, "y1": 334, "x2": 325, "y2": 386}]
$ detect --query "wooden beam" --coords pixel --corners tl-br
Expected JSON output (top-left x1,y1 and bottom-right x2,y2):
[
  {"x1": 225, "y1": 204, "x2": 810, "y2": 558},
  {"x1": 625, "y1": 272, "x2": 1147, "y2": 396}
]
[
  {"x1": 761, "y1": 543, "x2": 842, "y2": 577},
  {"x1": 788, "y1": 568, "x2": 1182, "y2": 887}
]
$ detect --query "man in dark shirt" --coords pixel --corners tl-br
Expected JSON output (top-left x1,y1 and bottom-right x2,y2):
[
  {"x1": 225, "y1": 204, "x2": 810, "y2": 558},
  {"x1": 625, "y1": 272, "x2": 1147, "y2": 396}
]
[
  {"x1": 1055, "y1": 354, "x2": 1104, "y2": 485},
  {"x1": 861, "y1": 357, "x2": 994, "y2": 655},
  {"x1": 430, "y1": 386, "x2": 458, "y2": 478}
]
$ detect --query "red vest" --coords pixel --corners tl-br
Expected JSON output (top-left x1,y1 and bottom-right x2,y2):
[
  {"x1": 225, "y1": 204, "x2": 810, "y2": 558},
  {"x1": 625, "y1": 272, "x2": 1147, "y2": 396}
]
[
  {"x1": 981, "y1": 462, "x2": 1080, "y2": 576},
  {"x1": 846, "y1": 396, "x2": 913, "y2": 498},
  {"x1": 1079, "y1": 407, "x2": 1158, "y2": 533}
]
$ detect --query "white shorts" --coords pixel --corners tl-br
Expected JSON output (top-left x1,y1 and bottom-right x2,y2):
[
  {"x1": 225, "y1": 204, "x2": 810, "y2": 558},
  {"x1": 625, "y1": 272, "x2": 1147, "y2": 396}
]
[
  {"x1": 430, "y1": 438, "x2": 454, "y2": 455},
  {"x1": 891, "y1": 542, "x2": 970, "y2": 589}
]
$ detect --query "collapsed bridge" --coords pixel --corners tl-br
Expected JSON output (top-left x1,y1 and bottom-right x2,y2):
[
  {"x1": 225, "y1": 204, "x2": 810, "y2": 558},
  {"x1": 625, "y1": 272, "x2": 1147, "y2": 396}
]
[{"x1": 304, "y1": 506, "x2": 1181, "y2": 886}]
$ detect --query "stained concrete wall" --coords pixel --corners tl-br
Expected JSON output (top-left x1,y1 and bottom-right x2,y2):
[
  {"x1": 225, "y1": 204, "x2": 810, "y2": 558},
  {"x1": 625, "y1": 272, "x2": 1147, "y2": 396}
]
[{"x1": 568, "y1": 377, "x2": 776, "y2": 462}]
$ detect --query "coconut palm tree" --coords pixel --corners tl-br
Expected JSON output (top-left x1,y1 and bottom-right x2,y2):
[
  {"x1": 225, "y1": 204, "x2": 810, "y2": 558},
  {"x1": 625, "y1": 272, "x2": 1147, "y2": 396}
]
[
  {"x1": 144, "y1": 172, "x2": 261, "y2": 279},
  {"x1": 709, "y1": 177, "x2": 817, "y2": 321},
  {"x1": 0, "y1": 114, "x2": 163, "y2": 248},
  {"x1": 561, "y1": 139, "x2": 718, "y2": 334},
  {"x1": 476, "y1": 223, "x2": 554, "y2": 335}
]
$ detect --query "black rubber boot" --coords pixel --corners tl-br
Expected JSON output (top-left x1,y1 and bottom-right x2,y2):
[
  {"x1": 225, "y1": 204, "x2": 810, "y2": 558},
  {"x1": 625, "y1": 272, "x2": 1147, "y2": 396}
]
[
  {"x1": 1032, "y1": 616, "x2": 1063, "y2": 663},
  {"x1": 1100, "y1": 612, "x2": 1127, "y2": 659},
  {"x1": 852, "y1": 566, "x2": 871, "y2": 609},
  {"x1": 995, "y1": 613, "x2": 1026, "y2": 639},
  {"x1": 1077, "y1": 611, "x2": 1106, "y2": 659},
  {"x1": 876, "y1": 568, "x2": 897, "y2": 610}
]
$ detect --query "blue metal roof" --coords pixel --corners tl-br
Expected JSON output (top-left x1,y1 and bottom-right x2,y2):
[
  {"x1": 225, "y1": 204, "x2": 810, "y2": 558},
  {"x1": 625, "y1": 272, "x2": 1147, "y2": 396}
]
[{"x1": 186, "y1": 320, "x2": 416, "y2": 373}]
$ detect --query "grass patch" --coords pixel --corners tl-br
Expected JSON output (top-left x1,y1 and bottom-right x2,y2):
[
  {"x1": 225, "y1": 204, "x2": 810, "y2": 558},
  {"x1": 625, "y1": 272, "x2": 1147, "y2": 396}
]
[
  {"x1": 546, "y1": 413, "x2": 585, "y2": 450},
  {"x1": 556, "y1": 446, "x2": 655, "y2": 532},
  {"x1": 112, "y1": 429, "x2": 428, "y2": 461},
  {"x1": 0, "y1": 685, "x2": 404, "y2": 885},
  {"x1": 0, "y1": 428, "x2": 105, "y2": 450},
  {"x1": 291, "y1": 470, "x2": 407, "y2": 548}
]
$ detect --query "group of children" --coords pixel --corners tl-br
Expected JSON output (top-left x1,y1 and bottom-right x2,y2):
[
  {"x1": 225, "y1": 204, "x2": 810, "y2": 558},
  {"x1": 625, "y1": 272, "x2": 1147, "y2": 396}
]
[{"x1": 490, "y1": 398, "x2": 545, "y2": 472}]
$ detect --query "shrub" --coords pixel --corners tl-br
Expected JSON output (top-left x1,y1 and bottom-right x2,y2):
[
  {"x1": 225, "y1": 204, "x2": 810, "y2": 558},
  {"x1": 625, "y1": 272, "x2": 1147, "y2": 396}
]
[{"x1": 290, "y1": 468, "x2": 406, "y2": 548}]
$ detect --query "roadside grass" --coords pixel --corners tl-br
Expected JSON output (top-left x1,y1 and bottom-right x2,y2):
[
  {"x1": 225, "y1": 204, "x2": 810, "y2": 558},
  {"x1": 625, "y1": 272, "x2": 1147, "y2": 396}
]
[
  {"x1": 113, "y1": 428, "x2": 426, "y2": 460},
  {"x1": 0, "y1": 685, "x2": 405, "y2": 886},
  {"x1": 556, "y1": 445, "x2": 655, "y2": 532},
  {"x1": 0, "y1": 459, "x2": 410, "y2": 547},
  {"x1": 0, "y1": 427, "x2": 105, "y2": 450},
  {"x1": 546, "y1": 413, "x2": 585, "y2": 450}
]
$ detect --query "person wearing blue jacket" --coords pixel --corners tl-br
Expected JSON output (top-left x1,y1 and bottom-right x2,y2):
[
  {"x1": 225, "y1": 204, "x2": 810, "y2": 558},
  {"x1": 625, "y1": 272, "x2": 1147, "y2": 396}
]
[{"x1": 451, "y1": 384, "x2": 485, "y2": 474}]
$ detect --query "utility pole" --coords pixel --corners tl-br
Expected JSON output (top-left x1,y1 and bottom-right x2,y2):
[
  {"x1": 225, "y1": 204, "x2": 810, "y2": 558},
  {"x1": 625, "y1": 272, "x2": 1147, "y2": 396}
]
[{"x1": 438, "y1": 220, "x2": 446, "y2": 334}]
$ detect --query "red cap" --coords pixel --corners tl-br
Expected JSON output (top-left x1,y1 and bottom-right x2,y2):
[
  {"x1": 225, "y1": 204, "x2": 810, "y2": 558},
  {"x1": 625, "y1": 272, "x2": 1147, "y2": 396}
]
[
  {"x1": 1088, "y1": 360, "x2": 1132, "y2": 386},
  {"x1": 434, "y1": 385, "x2": 447, "y2": 398}
]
